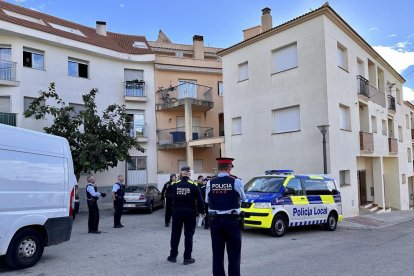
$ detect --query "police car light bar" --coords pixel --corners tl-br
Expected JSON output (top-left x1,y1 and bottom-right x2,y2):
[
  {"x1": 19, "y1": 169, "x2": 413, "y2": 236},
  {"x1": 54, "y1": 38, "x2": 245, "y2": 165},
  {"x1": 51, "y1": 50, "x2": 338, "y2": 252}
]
[{"x1": 265, "y1": 170, "x2": 294, "y2": 175}]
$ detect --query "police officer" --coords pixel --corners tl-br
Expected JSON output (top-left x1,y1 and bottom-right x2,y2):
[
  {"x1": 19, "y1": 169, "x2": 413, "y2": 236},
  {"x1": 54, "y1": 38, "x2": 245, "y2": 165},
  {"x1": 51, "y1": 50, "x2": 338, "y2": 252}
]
[
  {"x1": 167, "y1": 166, "x2": 205, "y2": 265},
  {"x1": 206, "y1": 158, "x2": 246, "y2": 276},
  {"x1": 161, "y1": 174, "x2": 177, "y2": 227},
  {"x1": 112, "y1": 174, "x2": 125, "y2": 228},
  {"x1": 198, "y1": 175, "x2": 210, "y2": 230},
  {"x1": 86, "y1": 175, "x2": 106, "y2": 234}
]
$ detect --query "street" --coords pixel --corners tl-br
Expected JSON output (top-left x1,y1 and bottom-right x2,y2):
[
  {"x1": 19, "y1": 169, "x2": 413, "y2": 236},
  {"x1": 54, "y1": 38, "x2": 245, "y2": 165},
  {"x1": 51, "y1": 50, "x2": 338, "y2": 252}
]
[{"x1": 1, "y1": 207, "x2": 414, "y2": 276}]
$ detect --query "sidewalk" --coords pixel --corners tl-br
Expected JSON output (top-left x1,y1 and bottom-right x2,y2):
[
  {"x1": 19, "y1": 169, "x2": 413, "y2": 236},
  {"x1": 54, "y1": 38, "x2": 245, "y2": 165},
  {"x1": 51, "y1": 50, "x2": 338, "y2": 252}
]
[{"x1": 339, "y1": 210, "x2": 414, "y2": 230}]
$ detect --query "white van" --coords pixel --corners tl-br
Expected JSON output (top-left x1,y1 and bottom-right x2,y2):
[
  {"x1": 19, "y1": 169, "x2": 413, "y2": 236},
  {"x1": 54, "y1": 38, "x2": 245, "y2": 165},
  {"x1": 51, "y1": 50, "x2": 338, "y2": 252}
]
[{"x1": 0, "y1": 124, "x2": 75, "y2": 269}]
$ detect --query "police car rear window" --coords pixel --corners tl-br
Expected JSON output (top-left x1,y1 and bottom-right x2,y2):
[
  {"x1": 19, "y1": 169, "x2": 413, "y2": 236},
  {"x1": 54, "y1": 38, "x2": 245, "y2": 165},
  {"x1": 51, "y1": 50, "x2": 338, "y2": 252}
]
[
  {"x1": 303, "y1": 179, "x2": 337, "y2": 195},
  {"x1": 244, "y1": 177, "x2": 285, "y2": 193}
]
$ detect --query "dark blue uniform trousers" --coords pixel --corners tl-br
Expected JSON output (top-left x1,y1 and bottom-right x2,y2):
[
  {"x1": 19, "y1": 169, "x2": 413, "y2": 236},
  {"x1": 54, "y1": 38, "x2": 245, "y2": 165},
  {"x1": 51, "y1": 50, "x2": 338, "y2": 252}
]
[
  {"x1": 210, "y1": 216, "x2": 241, "y2": 276},
  {"x1": 170, "y1": 209, "x2": 196, "y2": 259},
  {"x1": 87, "y1": 200, "x2": 99, "y2": 232}
]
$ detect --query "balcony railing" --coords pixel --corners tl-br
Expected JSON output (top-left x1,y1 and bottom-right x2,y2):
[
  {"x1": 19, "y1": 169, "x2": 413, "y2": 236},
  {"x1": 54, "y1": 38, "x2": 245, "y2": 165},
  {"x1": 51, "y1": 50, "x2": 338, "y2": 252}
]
[
  {"x1": 359, "y1": 131, "x2": 374, "y2": 152},
  {"x1": 157, "y1": 126, "x2": 214, "y2": 145},
  {"x1": 125, "y1": 81, "x2": 145, "y2": 97},
  {"x1": 126, "y1": 122, "x2": 147, "y2": 138},
  {"x1": 0, "y1": 60, "x2": 17, "y2": 81},
  {"x1": 388, "y1": 95, "x2": 396, "y2": 112},
  {"x1": 388, "y1": 137, "x2": 398, "y2": 154},
  {"x1": 156, "y1": 82, "x2": 213, "y2": 108},
  {"x1": 357, "y1": 75, "x2": 369, "y2": 97},
  {"x1": 0, "y1": 112, "x2": 17, "y2": 126}
]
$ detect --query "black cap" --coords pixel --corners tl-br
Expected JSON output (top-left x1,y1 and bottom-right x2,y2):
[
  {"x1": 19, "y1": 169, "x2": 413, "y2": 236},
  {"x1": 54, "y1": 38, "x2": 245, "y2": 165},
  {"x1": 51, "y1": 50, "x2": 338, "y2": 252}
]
[{"x1": 181, "y1": 166, "x2": 191, "y2": 172}]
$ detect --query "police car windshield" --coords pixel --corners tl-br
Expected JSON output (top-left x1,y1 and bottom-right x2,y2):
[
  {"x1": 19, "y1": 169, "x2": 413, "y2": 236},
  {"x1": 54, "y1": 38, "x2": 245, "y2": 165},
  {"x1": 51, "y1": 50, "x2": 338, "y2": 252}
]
[
  {"x1": 125, "y1": 185, "x2": 145, "y2": 193},
  {"x1": 244, "y1": 176, "x2": 286, "y2": 193}
]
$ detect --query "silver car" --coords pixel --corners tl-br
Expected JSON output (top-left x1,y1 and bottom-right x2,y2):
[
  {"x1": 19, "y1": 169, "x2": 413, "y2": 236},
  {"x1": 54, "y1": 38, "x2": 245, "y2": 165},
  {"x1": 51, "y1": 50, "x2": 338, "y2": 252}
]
[{"x1": 123, "y1": 185, "x2": 163, "y2": 213}]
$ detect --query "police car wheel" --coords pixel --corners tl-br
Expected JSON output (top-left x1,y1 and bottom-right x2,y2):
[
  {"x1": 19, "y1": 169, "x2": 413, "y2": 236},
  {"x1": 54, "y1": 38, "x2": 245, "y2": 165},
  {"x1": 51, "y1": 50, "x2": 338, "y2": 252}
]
[
  {"x1": 324, "y1": 213, "x2": 337, "y2": 231},
  {"x1": 270, "y1": 215, "x2": 287, "y2": 237},
  {"x1": 5, "y1": 228, "x2": 45, "y2": 269}
]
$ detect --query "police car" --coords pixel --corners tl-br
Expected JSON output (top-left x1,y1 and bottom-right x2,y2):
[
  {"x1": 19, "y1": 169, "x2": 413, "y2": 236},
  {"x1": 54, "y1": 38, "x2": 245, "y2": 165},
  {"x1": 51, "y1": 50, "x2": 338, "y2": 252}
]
[{"x1": 241, "y1": 170, "x2": 342, "y2": 237}]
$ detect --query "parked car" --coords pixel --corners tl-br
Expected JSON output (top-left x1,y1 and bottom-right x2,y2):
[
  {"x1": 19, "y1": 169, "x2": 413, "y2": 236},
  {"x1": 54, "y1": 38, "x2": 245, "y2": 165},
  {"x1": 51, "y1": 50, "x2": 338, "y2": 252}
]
[
  {"x1": 0, "y1": 124, "x2": 75, "y2": 269},
  {"x1": 123, "y1": 185, "x2": 163, "y2": 213}
]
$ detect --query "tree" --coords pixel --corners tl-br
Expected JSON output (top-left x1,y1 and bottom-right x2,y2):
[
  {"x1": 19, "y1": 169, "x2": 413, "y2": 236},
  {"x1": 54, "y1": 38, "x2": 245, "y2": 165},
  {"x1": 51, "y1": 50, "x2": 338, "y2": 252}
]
[{"x1": 24, "y1": 82, "x2": 145, "y2": 180}]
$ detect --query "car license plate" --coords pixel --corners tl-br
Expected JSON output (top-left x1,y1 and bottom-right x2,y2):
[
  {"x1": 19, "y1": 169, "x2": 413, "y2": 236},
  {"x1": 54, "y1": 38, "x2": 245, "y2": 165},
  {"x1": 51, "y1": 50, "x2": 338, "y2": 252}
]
[{"x1": 124, "y1": 204, "x2": 136, "y2": 208}]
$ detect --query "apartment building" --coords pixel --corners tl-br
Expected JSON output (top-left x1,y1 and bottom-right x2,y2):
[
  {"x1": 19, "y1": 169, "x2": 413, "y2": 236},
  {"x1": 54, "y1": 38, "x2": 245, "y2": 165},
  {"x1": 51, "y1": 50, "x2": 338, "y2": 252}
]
[
  {"x1": 148, "y1": 31, "x2": 224, "y2": 181},
  {"x1": 218, "y1": 4, "x2": 412, "y2": 217},
  {"x1": 0, "y1": 2, "x2": 157, "y2": 189}
]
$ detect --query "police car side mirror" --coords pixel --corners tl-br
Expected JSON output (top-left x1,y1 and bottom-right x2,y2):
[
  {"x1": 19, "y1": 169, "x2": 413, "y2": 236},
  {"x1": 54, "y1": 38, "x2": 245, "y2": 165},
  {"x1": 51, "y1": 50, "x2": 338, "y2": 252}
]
[{"x1": 283, "y1": 187, "x2": 295, "y2": 196}]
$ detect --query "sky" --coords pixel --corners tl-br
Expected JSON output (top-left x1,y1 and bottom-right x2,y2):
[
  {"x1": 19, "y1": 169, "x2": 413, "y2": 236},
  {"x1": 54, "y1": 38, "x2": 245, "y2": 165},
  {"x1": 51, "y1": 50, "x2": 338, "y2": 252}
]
[{"x1": 5, "y1": 0, "x2": 414, "y2": 99}]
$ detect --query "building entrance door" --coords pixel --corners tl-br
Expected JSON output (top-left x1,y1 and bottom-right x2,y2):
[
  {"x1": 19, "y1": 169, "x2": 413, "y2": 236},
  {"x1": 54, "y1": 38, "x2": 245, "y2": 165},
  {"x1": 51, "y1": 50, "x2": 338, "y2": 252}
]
[{"x1": 358, "y1": 170, "x2": 367, "y2": 205}]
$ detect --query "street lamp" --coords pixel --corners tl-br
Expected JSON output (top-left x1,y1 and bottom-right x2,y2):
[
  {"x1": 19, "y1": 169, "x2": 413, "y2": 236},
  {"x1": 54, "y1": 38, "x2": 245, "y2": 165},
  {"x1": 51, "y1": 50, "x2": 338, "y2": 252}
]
[{"x1": 317, "y1": 125, "x2": 329, "y2": 174}]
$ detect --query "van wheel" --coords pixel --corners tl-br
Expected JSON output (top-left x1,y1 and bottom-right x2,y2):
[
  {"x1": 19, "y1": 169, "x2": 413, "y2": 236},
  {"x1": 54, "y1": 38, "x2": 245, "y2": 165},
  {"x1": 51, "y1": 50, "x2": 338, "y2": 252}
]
[
  {"x1": 5, "y1": 229, "x2": 45, "y2": 269},
  {"x1": 324, "y1": 213, "x2": 338, "y2": 231},
  {"x1": 270, "y1": 215, "x2": 287, "y2": 237}
]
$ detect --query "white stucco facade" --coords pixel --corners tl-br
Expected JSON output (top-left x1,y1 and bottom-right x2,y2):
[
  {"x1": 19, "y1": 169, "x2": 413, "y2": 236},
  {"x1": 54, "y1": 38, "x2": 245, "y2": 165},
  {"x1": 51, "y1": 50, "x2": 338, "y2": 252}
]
[
  {"x1": 0, "y1": 23, "x2": 157, "y2": 189},
  {"x1": 220, "y1": 7, "x2": 412, "y2": 217}
]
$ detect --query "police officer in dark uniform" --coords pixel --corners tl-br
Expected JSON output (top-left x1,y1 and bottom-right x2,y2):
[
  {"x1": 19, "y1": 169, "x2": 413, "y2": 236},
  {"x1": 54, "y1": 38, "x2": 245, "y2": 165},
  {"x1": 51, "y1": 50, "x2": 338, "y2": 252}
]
[
  {"x1": 86, "y1": 175, "x2": 106, "y2": 234},
  {"x1": 206, "y1": 158, "x2": 246, "y2": 276},
  {"x1": 167, "y1": 166, "x2": 205, "y2": 265},
  {"x1": 161, "y1": 174, "x2": 177, "y2": 227},
  {"x1": 198, "y1": 175, "x2": 210, "y2": 229},
  {"x1": 112, "y1": 174, "x2": 126, "y2": 228}
]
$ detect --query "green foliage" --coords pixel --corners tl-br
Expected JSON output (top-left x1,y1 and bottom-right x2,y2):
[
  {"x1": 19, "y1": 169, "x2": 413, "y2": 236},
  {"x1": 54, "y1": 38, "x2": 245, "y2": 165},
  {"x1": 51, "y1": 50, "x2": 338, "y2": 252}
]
[{"x1": 24, "y1": 82, "x2": 145, "y2": 178}]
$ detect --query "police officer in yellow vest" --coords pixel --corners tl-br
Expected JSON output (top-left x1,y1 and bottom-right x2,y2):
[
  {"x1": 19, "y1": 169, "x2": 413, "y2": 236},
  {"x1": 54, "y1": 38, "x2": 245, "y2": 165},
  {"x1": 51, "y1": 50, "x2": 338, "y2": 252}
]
[
  {"x1": 167, "y1": 166, "x2": 205, "y2": 265},
  {"x1": 206, "y1": 158, "x2": 246, "y2": 276}
]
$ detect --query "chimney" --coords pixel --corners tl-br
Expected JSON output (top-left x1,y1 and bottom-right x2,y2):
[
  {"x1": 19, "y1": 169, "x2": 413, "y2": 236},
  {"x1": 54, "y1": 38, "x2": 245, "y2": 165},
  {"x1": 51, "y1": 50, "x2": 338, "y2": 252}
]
[
  {"x1": 96, "y1": 21, "x2": 107, "y2": 36},
  {"x1": 261, "y1": 7, "x2": 272, "y2": 32},
  {"x1": 193, "y1": 35, "x2": 204, "y2": 59}
]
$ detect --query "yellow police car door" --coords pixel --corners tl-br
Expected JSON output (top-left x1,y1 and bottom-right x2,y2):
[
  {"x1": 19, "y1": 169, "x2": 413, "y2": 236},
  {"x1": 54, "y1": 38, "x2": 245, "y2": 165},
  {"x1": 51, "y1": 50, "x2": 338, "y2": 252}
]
[{"x1": 284, "y1": 178, "x2": 308, "y2": 227}]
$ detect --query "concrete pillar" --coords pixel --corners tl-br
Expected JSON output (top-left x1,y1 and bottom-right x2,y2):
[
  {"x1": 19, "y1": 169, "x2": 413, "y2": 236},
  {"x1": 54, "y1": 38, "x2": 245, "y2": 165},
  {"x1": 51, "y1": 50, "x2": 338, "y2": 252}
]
[
  {"x1": 220, "y1": 142, "x2": 225, "y2": 157},
  {"x1": 184, "y1": 100, "x2": 194, "y2": 170}
]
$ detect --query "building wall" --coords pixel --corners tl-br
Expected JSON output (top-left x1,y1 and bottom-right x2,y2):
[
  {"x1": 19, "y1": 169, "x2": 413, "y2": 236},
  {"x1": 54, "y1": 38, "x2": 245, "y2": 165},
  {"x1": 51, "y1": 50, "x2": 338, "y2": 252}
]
[
  {"x1": 0, "y1": 32, "x2": 157, "y2": 189},
  {"x1": 155, "y1": 64, "x2": 222, "y2": 174},
  {"x1": 222, "y1": 16, "x2": 329, "y2": 180}
]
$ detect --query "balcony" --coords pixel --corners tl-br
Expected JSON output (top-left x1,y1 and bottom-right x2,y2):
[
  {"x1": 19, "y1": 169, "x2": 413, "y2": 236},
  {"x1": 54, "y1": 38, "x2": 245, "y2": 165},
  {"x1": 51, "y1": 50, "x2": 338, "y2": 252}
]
[
  {"x1": 0, "y1": 112, "x2": 17, "y2": 126},
  {"x1": 127, "y1": 122, "x2": 148, "y2": 142},
  {"x1": 359, "y1": 131, "x2": 374, "y2": 153},
  {"x1": 124, "y1": 81, "x2": 146, "y2": 102},
  {"x1": 0, "y1": 60, "x2": 19, "y2": 86},
  {"x1": 156, "y1": 82, "x2": 214, "y2": 112},
  {"x1": 157, "y1": 126, "x2": 214, "y2": 149},
  {"x1": 388, "y1": 138, "x2": 398, "y2": 154},
  {"x1": 357, "y1": 75, "x2": 369, "y2": 99},
  {"x1": 387, "y1": 95, "x2": 396, "y2": 114}
]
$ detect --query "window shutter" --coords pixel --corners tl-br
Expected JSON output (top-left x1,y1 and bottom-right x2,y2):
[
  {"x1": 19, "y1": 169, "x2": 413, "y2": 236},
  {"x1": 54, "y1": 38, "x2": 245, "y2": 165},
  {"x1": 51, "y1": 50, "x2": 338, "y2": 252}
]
[
  {"x1": 124, "y1": 69, "x2": 144, "y2": 81},
  {"x1": 0, "y1": 96, "x2": 10, "y2": 112},
  {"x1": 273, "y1": 106, "x2": 300, "y2": 133},
  {"x1": 238, "y1": 63, "x2": 248, "y2": 81},
  {"x1": 273, "y1": 44, "x2": 297, "y2": 73}
]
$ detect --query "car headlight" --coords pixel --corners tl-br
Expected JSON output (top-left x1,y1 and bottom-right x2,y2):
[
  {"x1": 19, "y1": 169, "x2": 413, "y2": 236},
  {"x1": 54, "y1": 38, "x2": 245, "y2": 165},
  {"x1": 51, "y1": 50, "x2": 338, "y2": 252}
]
[{"x1": 254, "y1": 202, "x2": 271, "y2": 209}]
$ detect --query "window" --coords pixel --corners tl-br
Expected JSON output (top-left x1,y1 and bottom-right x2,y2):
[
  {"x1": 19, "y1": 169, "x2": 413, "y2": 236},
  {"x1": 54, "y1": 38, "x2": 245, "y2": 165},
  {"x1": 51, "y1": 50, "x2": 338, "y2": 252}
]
[
  {"x1": 382, "y1": 119, "x2": 387, "y2": 135},
  {"x1": 232, "y1": 117, "x2": 242, "y2": 135},
  {"x1": 128, "y1": 156, "x2": 147, "y2": 170},
  {"x1": 339, "y1": 170, "x2": 351, "y2": 187},
  {"x1": 303, "y1": 179, "x2": 338, "y2": 195},
  {"x1": 69, "y1": 103, "x2": 86, "y2": 117},
  {"x1": 49, "y1": 22, "x2": 85, "y2": 36},
  {"x1": 127, "y1": 112, "x2": 146, "y2": 137},
  {"x1": 339, "y1": 104, "x2": 351, "y2": 131},
  {"x1": 218, "y1": 81, "x2": 223, "y2": 96},
  {"x1": 68, "y1": 58, "x2": 88, "y2": 78},
  {"x1": 0, "y1": 96, "x2": 11, "y2": 113},
  {"x1": 371, "y1": 116, "x2": 377, "y2": 133},
  {"x1": 408, "y1": 148, "x2": 412, "y2": 162},
  {"x1": 238, "y1": 62, "x2": 248, "y2": 82},
  {"x1": 272, "y1": 105, "x2": 300, "y2": 133},
  {"x1": 402, "y1": 174, "x2": 406, "y2": 184},
  {"x1": 178, "y1": 80, "x2": 197, "y2": 99},
  {"x1": 337, "y1": 42, "x2": 348, "y2": 70},
  {"x1": 23, "y1": 48, "x2": 44, "y2": 70},
  {"x1": 3, "y1": 9, "x2": 46, "y2": 25},
  {"x1": 398, "y1": 126, "x2": 403, "y2": 142},
  {"x1": 0, "y1": 46, "x2": 12, "y2": 80},
  {"x1": 285, "y1": 178, "x2": 303, "y2": 196},
  {"x1": 132, "y1": 41, "x2": 148, "y2": 49},
  {"x1": 272, "y1": 43, "x2": 297, "y2": 73},
  {"x1": 124, "y1": 69, "x2": 145, "y2": 97},
  {"x1": 24, "y1": 97, "x2": 45, "y2": 118},
  {"x1": 127, "y1": 156, "x2": 147, "y2": 185},
  {"x1": 407, "y1": 114, "x2": 410, "y2": 129}
]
